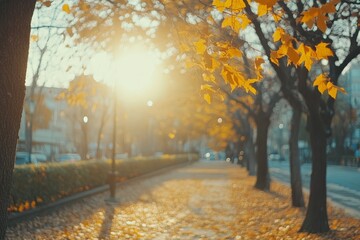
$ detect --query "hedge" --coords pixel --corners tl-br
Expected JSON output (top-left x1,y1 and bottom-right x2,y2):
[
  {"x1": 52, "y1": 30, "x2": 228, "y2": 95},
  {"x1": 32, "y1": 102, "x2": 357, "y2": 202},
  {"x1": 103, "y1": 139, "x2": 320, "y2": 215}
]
[{"x1": 9, "y1": 154, "x2": 198, "y2": 213}]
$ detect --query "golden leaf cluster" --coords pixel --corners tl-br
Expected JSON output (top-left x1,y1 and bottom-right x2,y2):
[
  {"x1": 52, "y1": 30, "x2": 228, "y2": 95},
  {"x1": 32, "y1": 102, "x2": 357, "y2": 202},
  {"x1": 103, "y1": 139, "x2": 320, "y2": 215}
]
[{"x1": 209, "y1": 0, "x2": 344, "y2": 99}]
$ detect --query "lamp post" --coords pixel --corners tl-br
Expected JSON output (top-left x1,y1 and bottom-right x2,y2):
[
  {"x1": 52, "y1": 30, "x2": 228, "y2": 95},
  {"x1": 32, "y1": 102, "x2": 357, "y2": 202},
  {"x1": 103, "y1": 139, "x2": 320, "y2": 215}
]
[
  {"x1": 147, "y1": 100, "x2": 154, "y2": 155},
  {"x1": 27, "y1": 100, "x2": 35, "y2": 164},
  {"x1": 108, "y1": 81, "x2": 118, "y2": 202},
  {"x1": 82, "y1": 115, "x2": 89, "y2": 160}
]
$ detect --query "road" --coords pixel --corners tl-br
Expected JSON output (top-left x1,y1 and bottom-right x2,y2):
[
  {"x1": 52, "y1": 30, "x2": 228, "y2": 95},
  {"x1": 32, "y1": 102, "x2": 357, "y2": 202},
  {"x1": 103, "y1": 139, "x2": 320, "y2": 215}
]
[{"x1": 269, "y1": 161, "x2": 360, "y2": 218}]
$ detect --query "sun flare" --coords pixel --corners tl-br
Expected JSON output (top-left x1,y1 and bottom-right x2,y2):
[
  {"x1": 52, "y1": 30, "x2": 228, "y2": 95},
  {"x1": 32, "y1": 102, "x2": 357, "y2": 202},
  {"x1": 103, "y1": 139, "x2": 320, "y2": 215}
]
[{"x1": 113, "y1": 46, "x2": 160, "y2": 98}]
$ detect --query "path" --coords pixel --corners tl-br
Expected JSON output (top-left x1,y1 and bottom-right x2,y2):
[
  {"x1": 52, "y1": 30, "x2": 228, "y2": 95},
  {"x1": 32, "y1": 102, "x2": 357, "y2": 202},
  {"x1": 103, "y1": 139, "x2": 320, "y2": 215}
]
[{"x1": 6, "y1": 160, "x2": 360, "y2": 240}]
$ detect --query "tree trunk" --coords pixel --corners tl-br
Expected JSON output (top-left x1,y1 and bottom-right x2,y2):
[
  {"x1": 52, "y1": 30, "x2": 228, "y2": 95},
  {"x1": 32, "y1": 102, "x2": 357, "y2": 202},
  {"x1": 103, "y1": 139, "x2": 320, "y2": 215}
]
[
  {"x1": 289, "y1": 108, "x2": 305, "y2": 207},
  {"x1": 244, "y1": 132, "x2": 256, "y2": 176},
  {"x1": 96, "y1": 110, "x2": 107, "y2": 160},
  {"x1": 255, "y1": 116, "x2": 270, "y2": 190},
  {"x1": 28, "y1": 112, "x2": 34, "y2": 163},
  {"x1": 81, "y1": 122, "x2": 89, "y2": 160},
  {"x1": 0, "y1": 0, "x2": 36, "y2": 238},
  {"x1": 300, "y1": 106, "x2": 329, "y2": 233}
]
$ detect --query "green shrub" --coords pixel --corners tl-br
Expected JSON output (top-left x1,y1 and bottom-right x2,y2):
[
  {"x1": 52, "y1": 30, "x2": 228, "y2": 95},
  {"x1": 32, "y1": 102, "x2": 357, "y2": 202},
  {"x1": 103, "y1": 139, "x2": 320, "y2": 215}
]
[{"x1": 9, "y1": 154, "x2": 197, "y2": 212}]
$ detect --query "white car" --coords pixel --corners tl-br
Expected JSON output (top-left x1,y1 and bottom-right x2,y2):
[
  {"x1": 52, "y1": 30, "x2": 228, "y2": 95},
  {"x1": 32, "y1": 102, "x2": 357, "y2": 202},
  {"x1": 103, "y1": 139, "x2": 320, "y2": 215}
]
[{"x1": 56, "y1": 153, "x2": 81, "y2": 162}]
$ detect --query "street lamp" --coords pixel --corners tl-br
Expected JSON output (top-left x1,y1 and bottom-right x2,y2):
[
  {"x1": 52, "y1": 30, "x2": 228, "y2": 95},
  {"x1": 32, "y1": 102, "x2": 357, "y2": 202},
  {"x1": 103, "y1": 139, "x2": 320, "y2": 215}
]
[
  {"x1": 82, "y1": 115, "x2": 89, "y2": 160},
  {"x1": 105, "y1": 46, "x2": 159, "y2": 201},
  {"x1": 108, "y1": 84, "x2": 118, "y2": 202},
  {"x1": 147, "y1": 100, "x2": 154, "y2": 155},
  {"x1": 83, "y1": 116, "x2": 88, "y2": 123},
  {"x1": 27, "y1": 100, "x2": 35, "y2": 164}
]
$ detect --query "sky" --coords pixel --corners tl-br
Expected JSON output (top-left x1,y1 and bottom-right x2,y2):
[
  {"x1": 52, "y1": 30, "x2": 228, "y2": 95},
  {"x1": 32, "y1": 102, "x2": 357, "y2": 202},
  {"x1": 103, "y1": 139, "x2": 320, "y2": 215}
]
[{"x1": 26, "y1": 0, "x2": 166, "y2": 92}]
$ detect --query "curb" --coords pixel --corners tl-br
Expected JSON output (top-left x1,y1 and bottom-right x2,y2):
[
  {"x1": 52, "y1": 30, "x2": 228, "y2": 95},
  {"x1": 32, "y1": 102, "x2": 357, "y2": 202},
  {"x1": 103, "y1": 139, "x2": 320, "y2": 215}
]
[{"x1": 8, "y1": 160, "x2": 196, "y2": 226}]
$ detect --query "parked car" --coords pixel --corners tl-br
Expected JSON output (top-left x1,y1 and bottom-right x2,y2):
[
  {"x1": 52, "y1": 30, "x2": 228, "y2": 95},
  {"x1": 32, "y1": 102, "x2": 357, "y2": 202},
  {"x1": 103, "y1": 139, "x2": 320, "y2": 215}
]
[
  {"x1": 15, "y1": 152, "x2": 38, "y2": 165},
  {"x1": 269, "y1": 152, "x2": 285, "y2": 162},
  {"x1": 56, "y1": 153, "x2": 81, "y2": 162},
  {"x1": 33, "y1": 153, "x2": 48, "y2": 163}
]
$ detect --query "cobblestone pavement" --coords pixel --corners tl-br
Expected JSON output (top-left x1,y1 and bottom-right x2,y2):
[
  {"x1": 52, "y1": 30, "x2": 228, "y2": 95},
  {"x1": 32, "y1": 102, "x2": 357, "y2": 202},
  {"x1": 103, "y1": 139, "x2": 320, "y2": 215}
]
[{"x1": 6, "y1": 160, "x2": 360, "y2": 240}]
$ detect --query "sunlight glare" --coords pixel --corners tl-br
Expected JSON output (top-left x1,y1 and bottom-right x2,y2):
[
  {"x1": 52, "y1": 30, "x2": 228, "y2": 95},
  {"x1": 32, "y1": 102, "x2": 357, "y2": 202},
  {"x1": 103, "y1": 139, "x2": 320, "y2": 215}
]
[{"x1": 112, "y1": 46, "x2": 160, "y2": 98}]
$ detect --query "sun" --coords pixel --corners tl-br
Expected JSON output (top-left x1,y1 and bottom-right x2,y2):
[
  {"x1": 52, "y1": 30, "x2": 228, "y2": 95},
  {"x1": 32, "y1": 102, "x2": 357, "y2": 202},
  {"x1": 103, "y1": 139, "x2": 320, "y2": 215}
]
[{"x1": 112, "y1": 46, "x2": 160, "y2": 99}]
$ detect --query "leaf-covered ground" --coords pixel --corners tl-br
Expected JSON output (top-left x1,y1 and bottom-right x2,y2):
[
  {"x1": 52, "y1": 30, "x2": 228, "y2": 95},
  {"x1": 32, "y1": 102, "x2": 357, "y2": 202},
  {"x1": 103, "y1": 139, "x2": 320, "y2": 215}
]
[{"x1": 6, "y1": 161, "x2": 360, "y2": 240}]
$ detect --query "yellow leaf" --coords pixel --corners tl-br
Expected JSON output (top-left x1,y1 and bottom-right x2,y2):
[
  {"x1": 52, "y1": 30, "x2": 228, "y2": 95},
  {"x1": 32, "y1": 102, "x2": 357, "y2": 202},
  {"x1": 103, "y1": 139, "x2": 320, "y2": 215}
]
[
  {"x1": 277, "y1": 44, "x2": 288, "y2": 57},
  {"x1": 62, "y1": 4, "x2": 71, "y2": 14},
  {"x1": 317, "y1": 14, "x2": 328, "y2": 32},
  {"x1": 18, "y1": 204, "x2": 24, "y2": 213},
  {"x1": 318, "y1": 82, "x2": 327, "y2": 94},
  {"x1": 194, "y1": 39, "x2": 207, "y2": 54},
  {"x1": 287, "y1": 46, "x2": 300, "y2": 65},
  {"x1": 315, "y1": 42, "x2": 333, "y2": 59},
  {"x1": 222, "y1": 16, "x2": 241, "y2": 33},
  {"x1": 328, "y1": 88, "x2": 338, "y2": 99},
  {"x1": 270, "y1": 50, "x2": 279, "y2": 66},
  {"x1": 231, "y1": 0, "x2": 245, "y2": 11},
  {"x1": 202, "y1": 73, "x2": 216, "y2": 82},
  {"x1": 201, "y1": 84, "x2": 216, "y2": 92},
  {"x1": 213, "y1": 0, "x2": 226, "y2": 12},
  {"x1": 204, "y1": 93, "x2": 211, "y2": 104},
  {"x1": 327, "y1": 82, "x2": 346, "y2": 99},
  {"x1": 322, "y1": 0, "x2": 340, "y2": 13},
  {"x1": 244, "y1": 79, "x2": 258, "y2": 94},
  {"x1": 273, "y1": 27, "x2": 284, "y2": 42},
  {"x1": 273, "y1": 11, "x2": 283, "y2": 22},
  {"x1": 258, "y1": 4, "x2": 268, "y2": 16},
  {"x1": 239, "y1": 15, "x2": 251, "y2": 30},
  {"x1": 211, "y1": 58, "x2": 220, "y2": 70},
  {"x1": 313, "y1": 74, "x2": 328, "y2": 94},
  {"x1": 297, "y1": 44, "x2": 314, "y2": 71},
  {"x1": 30, "y1": 35, "x2": 39, "y2": 42},
  {"x1": 300, "y1": 8, "x2": 319, "y2": 28},
  {"x1": 227, "y1": 47, "x2": 242, "y2": 58},
  {"x1": 254, "y1": 0, "x2": 277, "y2": 8},
  {"x1": 24, "y1": 201, "x2": 30, "y2": 210},
  {"x1": 313, "y1": 73, "x2": 328, "y2": 87}
]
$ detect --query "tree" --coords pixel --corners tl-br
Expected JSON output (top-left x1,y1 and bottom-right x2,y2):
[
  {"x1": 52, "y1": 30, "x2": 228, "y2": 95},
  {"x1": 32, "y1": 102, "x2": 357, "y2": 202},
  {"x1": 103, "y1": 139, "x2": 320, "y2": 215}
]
[
  {"x1": 25, "y1": 1, "x2": 68, "y2": 162},
  {"x1": 0, "y1": 0, "x2": 37, "y2": 238},
  {"x1": 57, "y1": 75, "x2": 111, "y2": 159},
  {"x1": 210, "y1": 0, "x2": 359, "y2": 232}
]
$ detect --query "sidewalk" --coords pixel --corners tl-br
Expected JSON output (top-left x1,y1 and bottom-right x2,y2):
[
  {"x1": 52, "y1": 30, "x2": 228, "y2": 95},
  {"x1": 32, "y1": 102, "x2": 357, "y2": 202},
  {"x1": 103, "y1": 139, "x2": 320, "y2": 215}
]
[{"x1": 6, "y1": 160, "x2": 360, "y2": 240}]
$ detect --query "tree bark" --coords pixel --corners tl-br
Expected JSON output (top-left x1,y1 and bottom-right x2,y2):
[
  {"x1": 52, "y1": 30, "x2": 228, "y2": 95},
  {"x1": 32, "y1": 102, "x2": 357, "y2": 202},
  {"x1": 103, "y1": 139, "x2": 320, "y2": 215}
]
[
  {"x1": 81, "y1": 121, "x2": 89, "y2": 160},
  {"x1": 289, "y1": 107, "x2": 305, "y2": 207},
  {"x1": 0, "y1": 0, "x2": 36, "y2": 238},
  {"x1": 300, "y1": 106, "x2": 329, "y2": 232},
  {"x1": 244, "y1": 136, "x2": 256, "y2": 176},
  {"x1": 254, "y1": 115, "x2": 270, "y2": 190},
  {"x1": 96, "y1": 109, "x2": 107, "y2": 160}
]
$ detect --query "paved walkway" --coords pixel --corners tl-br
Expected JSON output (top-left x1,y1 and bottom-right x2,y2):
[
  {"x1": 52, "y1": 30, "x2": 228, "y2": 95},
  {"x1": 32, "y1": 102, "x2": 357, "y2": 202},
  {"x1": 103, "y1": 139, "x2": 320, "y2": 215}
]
[{"x1": 6, "y1": 160, "x2": 360, "y2": 240}]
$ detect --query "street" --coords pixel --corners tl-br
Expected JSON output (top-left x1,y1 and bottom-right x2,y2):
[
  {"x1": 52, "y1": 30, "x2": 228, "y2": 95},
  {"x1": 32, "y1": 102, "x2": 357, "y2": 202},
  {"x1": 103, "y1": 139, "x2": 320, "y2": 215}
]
[{"x1": 269, "y1": 161, "x2": 360, "y2": 218}]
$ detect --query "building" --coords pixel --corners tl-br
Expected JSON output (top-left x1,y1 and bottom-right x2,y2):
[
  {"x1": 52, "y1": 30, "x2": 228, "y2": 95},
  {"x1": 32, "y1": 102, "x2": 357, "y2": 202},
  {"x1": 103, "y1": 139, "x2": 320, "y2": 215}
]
[
  {"x1": 339, "y1": 63, "x2": 360, "y2": 149},
  {"x1": 18, "y1": 87, "x2": 75, "y2": 160}
]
